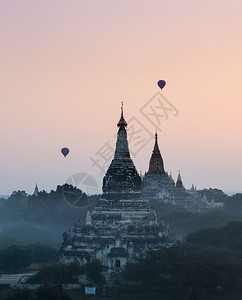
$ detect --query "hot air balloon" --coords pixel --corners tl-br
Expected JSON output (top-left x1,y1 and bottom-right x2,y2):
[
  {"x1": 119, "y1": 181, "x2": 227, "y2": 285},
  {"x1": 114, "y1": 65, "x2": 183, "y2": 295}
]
[
  {"x1": 61, "y1": 147, "x2": 69, "y2": 157},
  {"x1": 157, "y1": 80, "x2": 166, "y2": 90}
]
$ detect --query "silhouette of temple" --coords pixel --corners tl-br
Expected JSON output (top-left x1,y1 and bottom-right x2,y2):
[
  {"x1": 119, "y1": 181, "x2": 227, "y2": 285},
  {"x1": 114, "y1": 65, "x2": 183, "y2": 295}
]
[
  {"x1": 33, "y1": 183, "x2": 39, "y2": 197},
  {"x1": 60, "y1": 104, "x2": 173, "y2": 271},
  {"x1": 142, "y1": 133, "x2": 214, "y2": 212}
]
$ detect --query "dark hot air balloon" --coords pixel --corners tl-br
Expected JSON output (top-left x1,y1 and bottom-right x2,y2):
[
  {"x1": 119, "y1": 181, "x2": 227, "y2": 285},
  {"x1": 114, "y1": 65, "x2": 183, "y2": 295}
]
[
  {"x1": 61, "y1": 147, "x2": 69, "y2": 157},
  {"x1": 157, "y1": 80, "x2": 166, "y2": 90}
]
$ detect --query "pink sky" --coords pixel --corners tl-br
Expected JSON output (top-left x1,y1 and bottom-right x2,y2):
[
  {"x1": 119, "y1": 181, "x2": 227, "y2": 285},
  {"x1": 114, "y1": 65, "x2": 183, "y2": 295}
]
[{"x1": 1, "y1": 0, "x2": 242, "y2": 194}]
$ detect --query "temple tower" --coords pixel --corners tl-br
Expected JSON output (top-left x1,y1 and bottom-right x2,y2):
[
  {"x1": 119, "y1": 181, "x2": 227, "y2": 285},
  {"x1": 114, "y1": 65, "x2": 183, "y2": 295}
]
[
  {"x1": 103, "y1": 102, "x2": 141, "y2": 197},
  {"x1": 148, "y1": 133, "x2": 165, "y2": 173},
  {"x1": 142, "y1": 133, "x2": 176, "y2": 199},
  {"x1": 33, "y1": 183, "x2": 39, "y2": 197},
  {"x1": 60, "y1": 104, "x2": 173, "y2": 271},
  {"x1": 176, "y1": 171, "x2": 183, "y2": 188}
]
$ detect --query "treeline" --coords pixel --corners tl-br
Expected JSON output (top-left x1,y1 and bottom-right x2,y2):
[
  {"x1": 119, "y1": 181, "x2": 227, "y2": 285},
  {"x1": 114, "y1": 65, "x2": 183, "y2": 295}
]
[
  {"x1": 150, "y1": 189, "x2": 242, "y2": 236},
  {"x1": 122, "y1": 244, "x2": 242, "y2": 300},
  {"x1": 5, "y1": 285, "x2": 71, "y2": 300},
  {"x1": 0, "y1": 184, "x2": 100, "y2": 244},
  {"x1": 187, "y1": 221, "x2": 242, "y2": 251},
  {"x1": 6, "y1": 221, "x2": 242, "y2": 300},
  {"x1": 0, "y1": 243, "x2": 58, "y2": 272},
  {"x1": 4, "y1": 261, "x2": 106, "y2": 300},
  {"x1": 27, "y1": 260, "x2": 105, "y2": 285},
  {"x1": 121, "y1": 221, "x2": 242, "y2": 300},
  {"x1": 1, "y1": 186, "x2": 242, "y2": 245},
  {"x1": 0, "y1": 184, "x2": 98, "y2": 224}
]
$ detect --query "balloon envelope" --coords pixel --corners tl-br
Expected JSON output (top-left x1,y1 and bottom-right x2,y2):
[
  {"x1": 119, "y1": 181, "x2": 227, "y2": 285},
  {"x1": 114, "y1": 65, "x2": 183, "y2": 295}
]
[
  {"x1": 157, "y1": 80, "x2": 166, "y2": 90},
  {"x1": 61, "y1": 147, "x2": 69, "y2": 157}
]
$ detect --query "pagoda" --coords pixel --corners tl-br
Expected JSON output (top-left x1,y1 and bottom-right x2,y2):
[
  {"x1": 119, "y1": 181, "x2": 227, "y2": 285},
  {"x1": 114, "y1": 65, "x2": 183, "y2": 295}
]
[
  {"x1": 142, "y1": 133, "x2": 177, "y2": 201},
  {"x1": 142, "y1": 134, "x2": 214, "y2": 212},
  {"x1": 60, "y1": 104, "x2": 173, "y2": 271}
]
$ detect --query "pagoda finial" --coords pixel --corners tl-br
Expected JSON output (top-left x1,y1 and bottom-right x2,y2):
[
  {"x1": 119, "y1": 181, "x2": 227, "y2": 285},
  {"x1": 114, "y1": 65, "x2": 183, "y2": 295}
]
[
  {"x1": 117, "y1": 101, "x2": 127, "y2": 128},
  {"x1": 154, "y1": 131, "x2": 159, "y2": 151},
  {"x1": 155, "y1": 130, "x2": 158, "y2": 142}
]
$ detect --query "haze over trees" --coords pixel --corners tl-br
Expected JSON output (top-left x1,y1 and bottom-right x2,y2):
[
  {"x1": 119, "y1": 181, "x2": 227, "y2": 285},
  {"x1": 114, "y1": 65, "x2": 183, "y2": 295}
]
[
  {"x1": 0, "y1": 186, "x2": 242, "y2": 247},
  {"x1": 13, "y1": 222, "x2": 242, "y2": 300},
  {"x1": 0, "y1": 243, "x2": 58, "y2": 272},
  {"x1": 1, "y1": 187, "x2": 242, "y2": 299},
  {"x1": 0, "y1": 184, "x2": 99, "y2": 245}
]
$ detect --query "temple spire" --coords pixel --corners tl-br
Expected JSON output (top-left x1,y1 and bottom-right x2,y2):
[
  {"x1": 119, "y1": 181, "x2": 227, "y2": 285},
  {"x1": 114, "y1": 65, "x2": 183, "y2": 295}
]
[
  {"x1": 176, "y1": 171, "x2": 183, "y2": 188},
  {"x1": 148, "y1": 133, "x2": 165, "y2": 173},
  {"x1": 33, "y1": 183, "x2": 39, "y2": 197},
  {"x1": 117, "y1": 101, "x2": 127, "y2": 129},
  {"x1": 102, "y1": 104, "x2": 141, "y2": 196}
]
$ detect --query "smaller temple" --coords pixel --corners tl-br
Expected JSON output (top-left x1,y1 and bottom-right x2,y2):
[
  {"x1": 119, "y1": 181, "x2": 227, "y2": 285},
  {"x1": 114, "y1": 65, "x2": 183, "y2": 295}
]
[
  {"x1": 33, "y1": 183, "x2": 39, "y2": 197},
  {"x1": 142, "y1": 133, "x2": 177, "y2": 202},
  {"x1": 142, "y1": 133, "x2": 215, "y2": 212},
  {"x1": 176, "y1": 171, "x2": 183, "y2": 188},
  {"x1": 148, "y1": 132, "x2": 165, "y2": 174}
]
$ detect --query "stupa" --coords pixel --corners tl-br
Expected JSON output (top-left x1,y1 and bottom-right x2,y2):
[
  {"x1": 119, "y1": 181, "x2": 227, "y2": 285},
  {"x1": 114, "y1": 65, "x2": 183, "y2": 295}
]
[{"x1": 60, "y1": 104, "x2": 173, "y2": 271}]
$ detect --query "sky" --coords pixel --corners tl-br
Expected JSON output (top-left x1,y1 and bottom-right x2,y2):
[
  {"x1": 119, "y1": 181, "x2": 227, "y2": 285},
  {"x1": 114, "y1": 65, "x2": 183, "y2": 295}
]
[{"x1": 1, "y1": 0, "x2": 242, "y2": 195}]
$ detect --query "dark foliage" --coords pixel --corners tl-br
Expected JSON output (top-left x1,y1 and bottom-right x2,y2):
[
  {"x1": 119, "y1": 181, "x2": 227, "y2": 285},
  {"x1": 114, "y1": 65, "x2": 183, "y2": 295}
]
[
  {"x1": 224, "y1": 193, "x2": 242, "y2": 216},
  {"x1": 197, "y1": 188, "x2": 228, "y2": 202},
  {"x1": 122, "y1": 244, "x2": 242, "y2": 298},
  {"x1": 27, "y1": 260, "x2": 106, "y2": 286},
  {"x1": 35, "y1": 284, "x2": 71, "y2": 300},
  {"x1": 0, "y1": 184, "x2": 100, "y2": 244},
  {"x1": 0, "y1": 244, "x2": 32, "y2": 272},
  {"x1": 27, "y1": 261, "x2": 83, "y2": 284},
  {"x1": 4, "y1": 288, "x2": 33, "y2": 300},
  {"x1": 5, "y1": 285, "x2": 71, "y2": 300},
  {"x1": 186, "y1": 221, "x2": 242, "y2": 251},
  {"x1": 84, "y1": 259, "x2": 106, "y2": 285},
  {"x1": 8, "y1": 191, "x2": 28, "y2": 202},
  {"x1": 0, "y1": 233, "x2": 19, "y2": 249},
  {"x1": 28, "y1": 242, "x2": 58, "y2": 264}
]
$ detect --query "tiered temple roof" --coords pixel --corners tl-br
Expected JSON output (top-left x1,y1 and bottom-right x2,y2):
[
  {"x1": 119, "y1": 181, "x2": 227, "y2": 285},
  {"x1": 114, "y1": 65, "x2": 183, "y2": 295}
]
[
  {"x1": 142, "y1": 134, "x2": 215, "y2": 212},
  {"x1": 102, "y1": 103, "x2": 141, "y2": 198},
  {"x1": 60, "y1": 104, "x2": 172, "y2": 271}
]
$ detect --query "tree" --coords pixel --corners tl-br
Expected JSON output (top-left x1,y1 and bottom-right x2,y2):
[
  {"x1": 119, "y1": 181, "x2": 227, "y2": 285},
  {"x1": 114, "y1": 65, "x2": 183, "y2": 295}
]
[
  {"x1": 27, "y1": 261, "x2": 83, "y2": 284},
  {"x1": 0, "y1": 244, "x2": 32, "y2": 272},
  {"x1": 35, "y1": 285, "x2": 71, "y2": 300},
  {"x1": 186, "y1": 221, "x2": 242, "y2": 251},
  {"x1": 5, "y1": 286, "x2": 71, "y2": 300},
  {"x1": 122, "y1": 244, "x2": 242, "y2": 299},
  {"x1": 0, "y1": 233, "x2": 18, "y2": 249},
  {"x1": 8, "y1": 190, "x2": 28, "y2": 202},
  {"x1": 198, "y1": 188, "x2": 228, "y2": 202},
  {"x1": 5, "y1": 288, "x2": 33, "y2": 300},
  {"x1": 27, "y1": 243, "x2": 58, "y2": 264},
  {"x1": 224, "y1": 193, "x2": 242, "y2": 216},
  {"x1": 85, "y1": 259, "x2": 106, "y2": 285}
]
